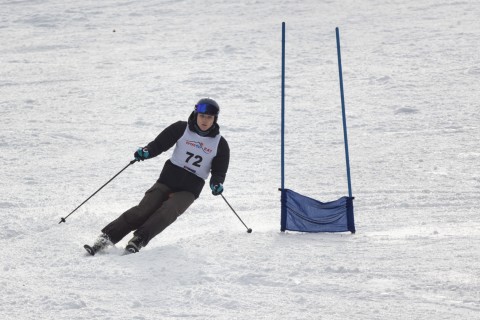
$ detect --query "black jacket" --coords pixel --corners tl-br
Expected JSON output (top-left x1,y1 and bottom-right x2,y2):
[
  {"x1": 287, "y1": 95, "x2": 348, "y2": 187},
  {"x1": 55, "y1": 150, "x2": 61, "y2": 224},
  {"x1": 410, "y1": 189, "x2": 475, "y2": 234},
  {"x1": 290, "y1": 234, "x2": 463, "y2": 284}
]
[{"x1": 145, "y1": 114, "x2": 229, "y2": 198}]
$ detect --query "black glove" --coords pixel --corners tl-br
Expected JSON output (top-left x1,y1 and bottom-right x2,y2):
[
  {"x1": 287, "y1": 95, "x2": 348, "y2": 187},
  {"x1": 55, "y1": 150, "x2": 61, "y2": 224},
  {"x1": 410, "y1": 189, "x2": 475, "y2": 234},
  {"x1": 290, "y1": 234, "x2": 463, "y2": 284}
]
[
  {"x1": 134, "y1": 147, "x2": 150, "y2": 161},
  {"x1": 210, "y1": 183, "x2": 224, "y2": 196}
]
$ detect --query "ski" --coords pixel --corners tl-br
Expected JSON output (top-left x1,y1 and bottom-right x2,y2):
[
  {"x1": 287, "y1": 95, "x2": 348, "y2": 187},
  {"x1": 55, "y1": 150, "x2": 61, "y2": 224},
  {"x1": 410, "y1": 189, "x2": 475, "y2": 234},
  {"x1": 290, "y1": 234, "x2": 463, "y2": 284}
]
[
  {"x1": 84, "y1": 244, "x2": 136, "y2": 256},
  {"x1": 122, "y1": 244, "x2": 139, "y2": 255},
  {"x1": 84, "y1": 244, "x2": 98, "y2": 256},
  {"x1": 84, "y1": 233, "x2": 112, "y2": 256}
]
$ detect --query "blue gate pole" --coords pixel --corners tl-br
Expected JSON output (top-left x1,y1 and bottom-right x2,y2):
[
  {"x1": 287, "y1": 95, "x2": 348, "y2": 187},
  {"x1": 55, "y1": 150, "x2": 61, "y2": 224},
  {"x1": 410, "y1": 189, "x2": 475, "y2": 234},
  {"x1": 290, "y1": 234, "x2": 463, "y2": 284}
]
[
  {"x1": 281, "y1": 22, "x2": 286, "y2": 191},
  {"x1": 280, "y1": 22, "x2": 287, "y2": 231},
  {"x1": 336, "y1": 27, "x2": 353, "y2": 198}
]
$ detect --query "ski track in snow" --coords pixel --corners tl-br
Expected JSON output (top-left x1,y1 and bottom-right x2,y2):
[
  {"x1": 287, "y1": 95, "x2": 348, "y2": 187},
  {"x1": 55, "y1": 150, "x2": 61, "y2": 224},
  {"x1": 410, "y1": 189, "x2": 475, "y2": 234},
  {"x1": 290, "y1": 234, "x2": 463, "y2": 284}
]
[{"x1": 1, "y1": 0, "x2": 479, "y2": 319}]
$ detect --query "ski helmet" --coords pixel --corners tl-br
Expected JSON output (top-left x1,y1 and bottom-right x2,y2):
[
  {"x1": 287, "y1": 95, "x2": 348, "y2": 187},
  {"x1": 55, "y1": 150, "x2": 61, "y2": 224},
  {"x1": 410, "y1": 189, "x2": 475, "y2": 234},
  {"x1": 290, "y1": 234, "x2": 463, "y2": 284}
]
[{"x1": 194, "y1": 98, "x2": 220, "y2": 117}]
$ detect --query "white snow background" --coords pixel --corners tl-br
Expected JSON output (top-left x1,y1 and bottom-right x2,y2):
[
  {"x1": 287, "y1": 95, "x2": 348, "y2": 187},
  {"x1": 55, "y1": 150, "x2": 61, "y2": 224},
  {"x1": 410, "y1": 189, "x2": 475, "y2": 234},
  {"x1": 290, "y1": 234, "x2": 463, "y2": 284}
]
[{"x1": 1, "y1": 0, "x2": 479, "y2": 319}]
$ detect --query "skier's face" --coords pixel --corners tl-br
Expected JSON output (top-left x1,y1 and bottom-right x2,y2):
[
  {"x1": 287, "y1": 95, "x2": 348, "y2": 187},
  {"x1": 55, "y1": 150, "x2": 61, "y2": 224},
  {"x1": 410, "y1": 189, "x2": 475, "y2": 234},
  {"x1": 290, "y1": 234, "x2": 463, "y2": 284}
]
[{"x1": 197, "y1": 113, "x2": 215, "y2": 131}]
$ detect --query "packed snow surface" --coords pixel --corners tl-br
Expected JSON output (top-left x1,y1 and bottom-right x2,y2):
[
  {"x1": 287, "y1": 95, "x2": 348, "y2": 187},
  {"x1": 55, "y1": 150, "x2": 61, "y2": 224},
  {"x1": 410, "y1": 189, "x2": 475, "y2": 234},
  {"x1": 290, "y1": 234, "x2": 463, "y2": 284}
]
[{"x1": 1, "y1": 0, "x2": 479, "y2": 319}]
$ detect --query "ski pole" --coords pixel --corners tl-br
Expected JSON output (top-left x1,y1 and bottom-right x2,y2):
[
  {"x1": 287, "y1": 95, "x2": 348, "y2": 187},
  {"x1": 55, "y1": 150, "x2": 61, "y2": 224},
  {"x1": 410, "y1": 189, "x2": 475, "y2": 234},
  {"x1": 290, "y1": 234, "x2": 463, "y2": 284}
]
[
  {"x1": 220, "y1": 194, "x2": 252, "y2": 233},
  {"x1": 58, "y1": 159, "x2": 138, "y2": 224}
]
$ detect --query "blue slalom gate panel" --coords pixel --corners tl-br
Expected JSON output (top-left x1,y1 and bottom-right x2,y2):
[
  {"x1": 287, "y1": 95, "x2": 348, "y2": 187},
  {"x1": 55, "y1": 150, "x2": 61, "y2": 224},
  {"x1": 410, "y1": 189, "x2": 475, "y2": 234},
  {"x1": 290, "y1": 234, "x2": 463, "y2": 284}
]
[
  {"x1": 280, "y1": 24, "x2": 356, "y2": 233},
  {"x1": 281, "y1": 189, "x2": 355, "y2": 233}
]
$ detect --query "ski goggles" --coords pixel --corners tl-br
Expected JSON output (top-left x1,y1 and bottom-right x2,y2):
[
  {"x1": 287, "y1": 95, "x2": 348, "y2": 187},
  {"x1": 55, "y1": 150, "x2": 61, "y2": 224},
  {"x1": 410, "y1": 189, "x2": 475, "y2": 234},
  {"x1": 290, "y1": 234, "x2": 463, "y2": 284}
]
[{"x1": 195, "y1": 103, "x2": 219, "y2": 115}]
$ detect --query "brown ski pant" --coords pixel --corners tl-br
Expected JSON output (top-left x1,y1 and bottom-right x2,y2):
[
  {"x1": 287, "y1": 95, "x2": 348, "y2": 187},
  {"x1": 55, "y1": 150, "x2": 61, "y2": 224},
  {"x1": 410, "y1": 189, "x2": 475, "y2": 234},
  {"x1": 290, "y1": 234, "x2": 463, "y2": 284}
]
[{"x1": 102, "y1": 182, "x2": 195, "y2": 246}]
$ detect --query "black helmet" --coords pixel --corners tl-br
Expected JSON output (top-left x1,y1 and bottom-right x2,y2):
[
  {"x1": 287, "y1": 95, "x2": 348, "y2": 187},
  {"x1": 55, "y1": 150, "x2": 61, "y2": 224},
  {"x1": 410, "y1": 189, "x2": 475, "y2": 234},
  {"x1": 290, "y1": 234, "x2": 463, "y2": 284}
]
[{"x1": 194, "y1": 98, "x2": 220, "y2": 116}]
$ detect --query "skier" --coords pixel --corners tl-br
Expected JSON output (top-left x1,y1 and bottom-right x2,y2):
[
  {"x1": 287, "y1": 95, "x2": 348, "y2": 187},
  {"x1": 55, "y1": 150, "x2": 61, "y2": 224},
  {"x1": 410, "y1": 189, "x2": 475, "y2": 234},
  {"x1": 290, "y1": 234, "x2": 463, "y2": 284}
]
[{"x1": 85, "y1": 98, "x2": 230, "y2": 255}]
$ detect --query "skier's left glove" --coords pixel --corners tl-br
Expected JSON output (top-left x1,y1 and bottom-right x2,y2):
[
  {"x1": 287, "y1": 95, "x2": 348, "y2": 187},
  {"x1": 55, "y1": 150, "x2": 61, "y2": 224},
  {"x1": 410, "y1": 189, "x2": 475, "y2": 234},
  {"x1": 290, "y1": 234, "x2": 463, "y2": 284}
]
[
  {"x1": 134, "y1": 147, "x2": 150, "y2": 161},
  {"x1": 210, "y1": 183, "x2": 224, "y2": 196}
]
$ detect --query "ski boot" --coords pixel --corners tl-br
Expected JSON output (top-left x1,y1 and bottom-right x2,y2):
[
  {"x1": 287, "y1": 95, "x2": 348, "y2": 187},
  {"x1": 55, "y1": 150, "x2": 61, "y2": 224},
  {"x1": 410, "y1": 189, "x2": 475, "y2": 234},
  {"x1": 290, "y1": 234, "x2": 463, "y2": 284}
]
[
  {"x1": 84, "y1": 233, "x2": 112, "y2": 256},
  {"x1": 124, "y1": 235, "x2": 144, "y2": 255}
]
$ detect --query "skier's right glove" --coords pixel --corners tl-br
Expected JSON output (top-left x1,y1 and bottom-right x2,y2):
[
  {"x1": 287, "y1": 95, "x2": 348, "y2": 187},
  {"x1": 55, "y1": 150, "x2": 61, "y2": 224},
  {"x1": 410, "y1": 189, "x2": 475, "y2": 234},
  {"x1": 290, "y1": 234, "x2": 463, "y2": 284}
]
[{"x1": 134, "y1": 147, "x2": 150, "y2": 161}]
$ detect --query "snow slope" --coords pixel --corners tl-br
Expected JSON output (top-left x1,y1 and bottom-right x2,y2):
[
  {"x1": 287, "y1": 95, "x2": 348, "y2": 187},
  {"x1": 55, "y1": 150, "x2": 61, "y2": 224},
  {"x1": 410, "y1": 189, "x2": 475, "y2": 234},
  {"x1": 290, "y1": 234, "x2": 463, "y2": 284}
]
[{"x1": 1, "y1": 0, "x2": 479, "y2": 319}]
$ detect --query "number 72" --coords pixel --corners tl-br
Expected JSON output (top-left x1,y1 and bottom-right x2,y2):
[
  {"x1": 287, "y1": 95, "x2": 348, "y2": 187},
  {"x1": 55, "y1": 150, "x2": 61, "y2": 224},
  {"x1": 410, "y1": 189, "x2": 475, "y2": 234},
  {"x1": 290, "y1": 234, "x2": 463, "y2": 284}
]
[{"x1": 186, "y1": 152, "x2": 203, "y2": 167}]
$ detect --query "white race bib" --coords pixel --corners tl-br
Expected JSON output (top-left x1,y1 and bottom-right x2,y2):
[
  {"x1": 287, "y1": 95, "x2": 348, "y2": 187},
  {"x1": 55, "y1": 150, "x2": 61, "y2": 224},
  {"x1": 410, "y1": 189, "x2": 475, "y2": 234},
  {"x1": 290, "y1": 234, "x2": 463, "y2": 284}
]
[{"x1": 170, "y1": 127, "x2": 221, "y2": 180}]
